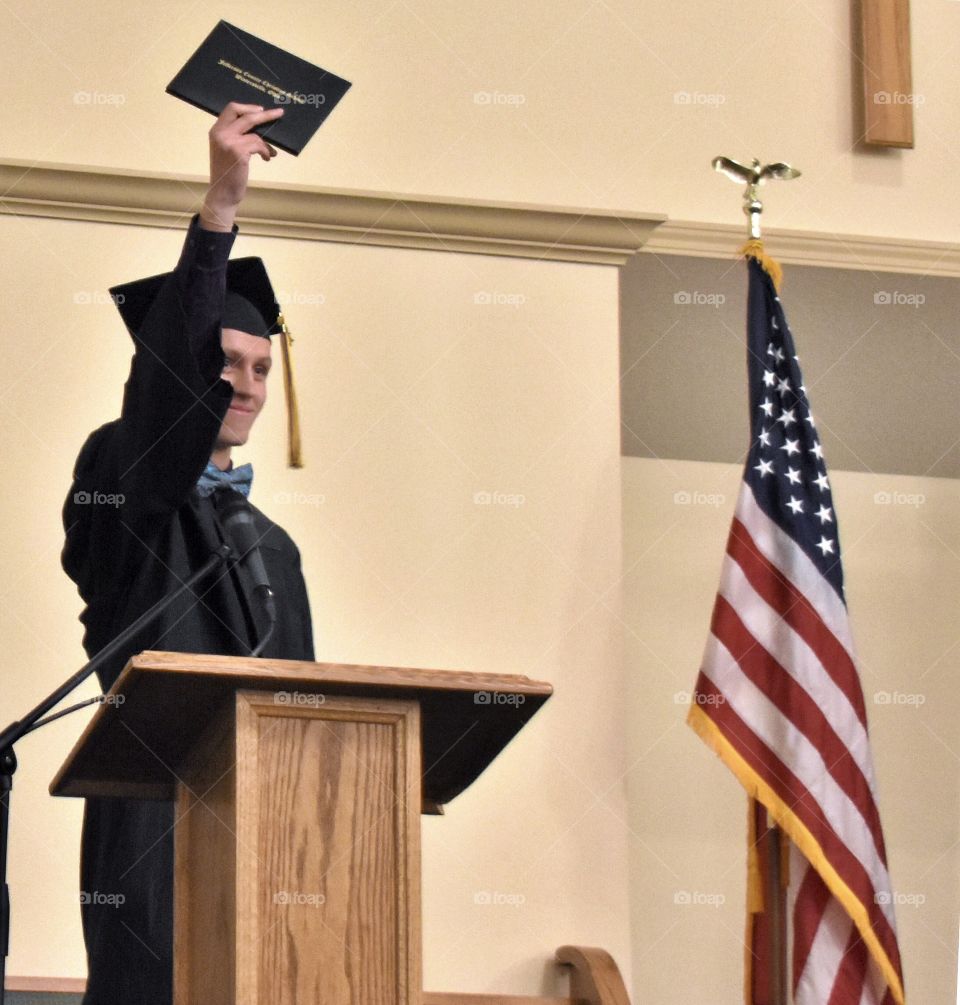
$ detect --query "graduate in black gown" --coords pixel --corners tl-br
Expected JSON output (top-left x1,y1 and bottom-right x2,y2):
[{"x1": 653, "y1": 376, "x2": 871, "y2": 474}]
[{"x1": 61, "y1": 102, "x2": 314, "y2": 1004}]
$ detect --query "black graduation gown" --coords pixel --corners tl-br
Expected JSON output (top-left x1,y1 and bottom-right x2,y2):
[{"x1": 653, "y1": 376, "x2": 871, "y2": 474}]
[{"x1": 61, "y1": 218, "x2": 314, "y2": 1004}]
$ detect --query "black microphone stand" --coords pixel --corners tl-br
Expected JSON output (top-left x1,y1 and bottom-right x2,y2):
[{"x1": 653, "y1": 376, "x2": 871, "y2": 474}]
[{"x1": 0, "y1": 543, "x2": 232, "y2": 1004}]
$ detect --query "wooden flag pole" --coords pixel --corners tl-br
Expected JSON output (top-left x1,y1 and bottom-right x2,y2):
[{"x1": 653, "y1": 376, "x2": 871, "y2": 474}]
[
  {"x1": 764, "y1": 822, "x2": 788, "y2": 1005},
  {"x1": 748, "y1": 802, "x2": 788, "y2": 1005}
]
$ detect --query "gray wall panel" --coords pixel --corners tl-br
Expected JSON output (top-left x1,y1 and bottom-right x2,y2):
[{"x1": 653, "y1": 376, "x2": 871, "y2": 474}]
[{"x1": 620, "y1": 251, "x2": 960, "y2": 478}]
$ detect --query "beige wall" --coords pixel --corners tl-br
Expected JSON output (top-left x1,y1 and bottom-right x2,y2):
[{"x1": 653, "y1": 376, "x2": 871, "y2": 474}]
[
  {"x1": 0, "y1": 212, "x2": 628, "y2": 989},
  {"x1": 3, "y1": 1, "x2": 960, "y2": 242},
  {"x1": 622, "y1": 456, "x2": 959, "y2": 1005}
]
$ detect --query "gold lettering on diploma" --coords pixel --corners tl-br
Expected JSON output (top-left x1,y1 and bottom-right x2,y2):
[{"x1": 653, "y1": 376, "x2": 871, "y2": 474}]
[{"x1": 216, "y1": 57, "x2": 304, "y2": 104}]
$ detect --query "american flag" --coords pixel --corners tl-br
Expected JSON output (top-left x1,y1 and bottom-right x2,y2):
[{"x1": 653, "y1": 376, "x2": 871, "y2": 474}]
[{"x1": 687, "y1": 254, "x2": 905, "y2": 1005}]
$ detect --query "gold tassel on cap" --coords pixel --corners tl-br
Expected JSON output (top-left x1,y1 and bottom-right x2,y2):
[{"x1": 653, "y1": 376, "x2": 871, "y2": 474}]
[
  {"x1": 739, "y1": 238, "x2": 784, "y2": 293},
  {"x1": 277, "y1": 312, "x2": 303, "y2": 469}
]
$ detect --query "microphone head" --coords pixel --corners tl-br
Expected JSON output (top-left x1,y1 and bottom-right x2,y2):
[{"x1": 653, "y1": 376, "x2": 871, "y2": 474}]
[
  {"x1": 210, "y1": 488, "x2": 277, "y2": 646},
  {"x1": 213, "y1": 490, "x2": 259, "y2": 560}
]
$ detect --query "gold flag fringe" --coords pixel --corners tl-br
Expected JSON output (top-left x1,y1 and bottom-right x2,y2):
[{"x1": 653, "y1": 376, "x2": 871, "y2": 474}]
[
  {"x1": 746, "y1": 799, "x2": 764, "y2": 914},
  {"x1": 739, "y1": 239, "x2": 783, "y2": 293},
  {"x1": 688, "y1": 704, "x2": 905, "y2": 1005},
  {"x1": 277, "y1": 312, "x2": 303, "y2": 469}
]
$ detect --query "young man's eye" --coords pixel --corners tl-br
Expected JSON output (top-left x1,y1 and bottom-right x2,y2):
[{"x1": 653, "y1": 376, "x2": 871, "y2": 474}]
[{"x1": 222, "y1": 355, "x2": 234, "y2": 370}]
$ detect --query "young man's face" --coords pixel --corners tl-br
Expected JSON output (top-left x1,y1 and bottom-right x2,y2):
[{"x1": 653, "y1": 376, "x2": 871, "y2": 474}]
[{"x1": 215, "y1": 327, "x2": 272, "y2": 451}]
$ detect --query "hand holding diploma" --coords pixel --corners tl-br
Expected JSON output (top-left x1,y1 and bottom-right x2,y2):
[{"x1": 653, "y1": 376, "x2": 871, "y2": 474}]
[{"x1": 200, "y1": 102, "x2": 283, "y2": 232}]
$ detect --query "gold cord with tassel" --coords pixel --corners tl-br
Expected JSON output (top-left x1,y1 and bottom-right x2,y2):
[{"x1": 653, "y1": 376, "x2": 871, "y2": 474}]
[
  {"x1": 277, "y1": 312, "x2": 303, "y2": 469},
  {"x1": 744, "y1": 799, "x2": 763, "y2": 1005},
  {"x1": 739, "y1": 238, "x2": 783, "y2": 293}
]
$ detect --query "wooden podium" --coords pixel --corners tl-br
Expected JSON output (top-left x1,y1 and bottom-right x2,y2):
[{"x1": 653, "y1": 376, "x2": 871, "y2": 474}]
[{"x1": 51, "y1": 651, "x2": 552, "y2": 1005}]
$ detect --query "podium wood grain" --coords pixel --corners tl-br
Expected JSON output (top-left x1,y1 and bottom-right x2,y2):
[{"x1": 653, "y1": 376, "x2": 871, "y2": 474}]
[
  {"x1": 174, "y1": 692, "x2": 422, "y2": 1005},
  {"x1": 51, "y1": 652, "x2": 551, "y2": 1002}
]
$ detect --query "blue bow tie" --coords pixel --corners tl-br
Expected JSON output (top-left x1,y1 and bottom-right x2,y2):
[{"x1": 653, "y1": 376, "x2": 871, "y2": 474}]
[{"x1": 196, "y1": 461, "x2": 253, "y2": 498}]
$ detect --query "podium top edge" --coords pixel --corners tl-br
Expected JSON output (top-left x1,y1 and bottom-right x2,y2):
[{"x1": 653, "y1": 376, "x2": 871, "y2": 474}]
[
  {"x1": 126, "y1": 651, "x2": 554, "y2": 696},
  {"x1": 52, "y1": 650, "x2": 553, "y2": 805}
]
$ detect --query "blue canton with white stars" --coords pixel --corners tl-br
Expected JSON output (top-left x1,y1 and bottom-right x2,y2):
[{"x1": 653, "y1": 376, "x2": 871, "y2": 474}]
[{"x1": 743, "y1": 258, "x2": 845, "y2": 602}]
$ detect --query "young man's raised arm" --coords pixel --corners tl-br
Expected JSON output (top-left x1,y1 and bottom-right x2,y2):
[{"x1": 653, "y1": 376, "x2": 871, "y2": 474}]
[{"x1": 113, "y1": 104, "x2": 283, "y2": 521}]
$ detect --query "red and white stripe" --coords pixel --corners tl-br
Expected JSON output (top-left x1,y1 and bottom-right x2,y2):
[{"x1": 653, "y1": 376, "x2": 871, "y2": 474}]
[
  {"x1": 693, "y1": 485, "x2": 904, "y2": 1003},
  {"x1": 789, "y1": 845, "x2": 895, "y2": 1005}
]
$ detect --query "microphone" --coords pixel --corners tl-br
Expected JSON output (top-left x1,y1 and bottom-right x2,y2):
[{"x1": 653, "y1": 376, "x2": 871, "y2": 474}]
[{"x1": 216, "y1": 491, "x2": 277, "y2": 656}]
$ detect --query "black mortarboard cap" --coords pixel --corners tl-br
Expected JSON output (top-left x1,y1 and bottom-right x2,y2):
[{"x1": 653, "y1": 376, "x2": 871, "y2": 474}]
[
  {"x1": 109, "y1": 257, "x2": 303, "y2": 466},
  {"x1": 110, "y1": 257, "x2": 282, "y2": 340},
  {"x1": 223, "y1": 258, "x2": 283, "y2": 338}
]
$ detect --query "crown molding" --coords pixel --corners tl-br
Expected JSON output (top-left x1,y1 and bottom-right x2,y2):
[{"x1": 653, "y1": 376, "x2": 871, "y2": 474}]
[
  {"x1": 0, "y1": 159, "x2": 665, "y2": 266},
  {"x1": 4, "y1": 159, "x2": 957, "y2": 274},
  {"x1": 644, "y1": 219, "x2": 960, "y2": 277}
]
